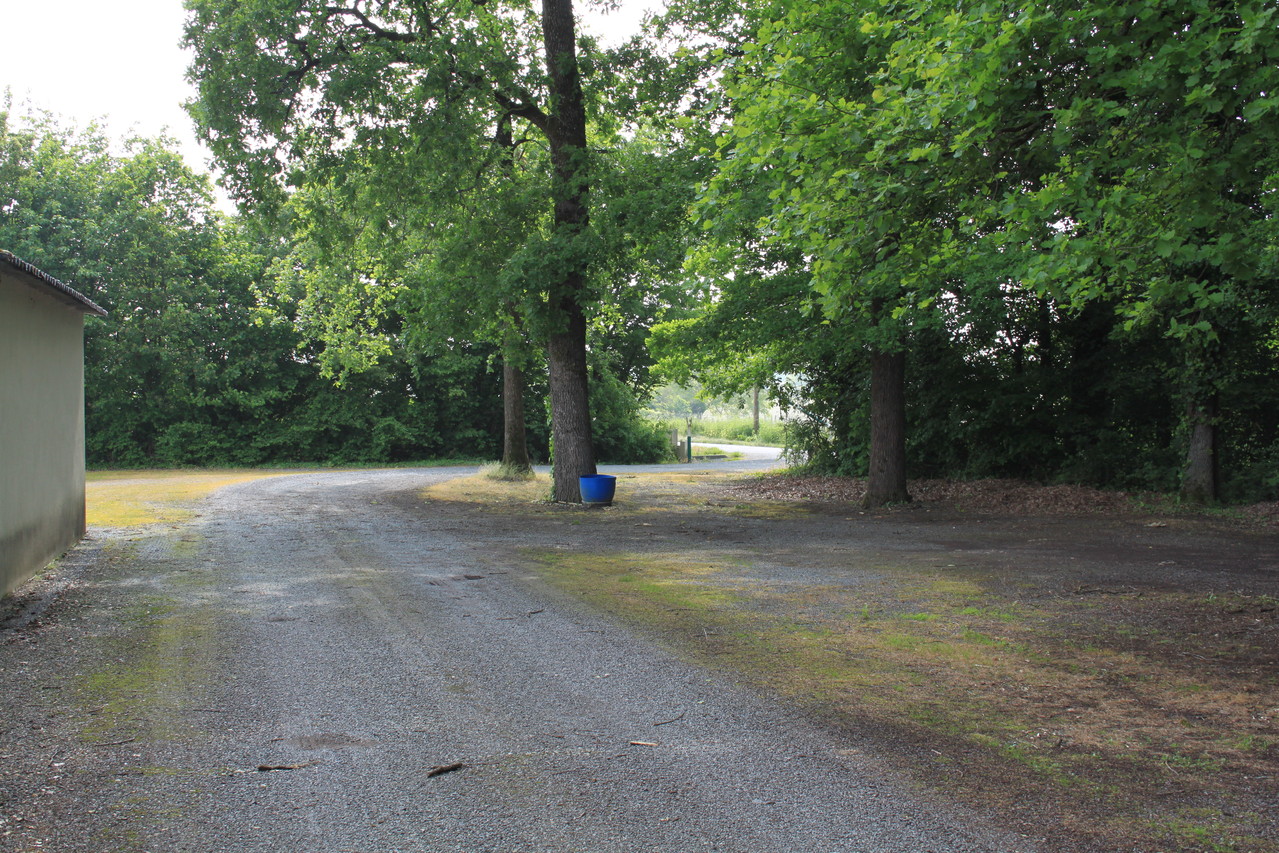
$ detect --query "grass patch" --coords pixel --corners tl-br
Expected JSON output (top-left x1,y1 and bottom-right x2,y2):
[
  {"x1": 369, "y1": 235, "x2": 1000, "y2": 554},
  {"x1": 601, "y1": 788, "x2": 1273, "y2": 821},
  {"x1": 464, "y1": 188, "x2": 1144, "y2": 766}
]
[
  {"x1": 689, "y1": 445, "x2": 746, "y2": 460},
  {"x1": 524, "y1": 549, "x2": 745, "y2": 627},
  {"x1": 422, "y1": 469, "x2": 767, "y2": 516},
  {"x1": 519, "y1": 539, "x2": 1279, "y2": 852},
  {"x1": 691, "y1": 417, "x2": 787, "y2": 446},
  {"x1": 1156, "y1": 810, "x2": 1268, "y2": 853},
  {"x1": 86, "y1": 470, "x2": 293, "y2": 527},
  {"x1": 478, "y1": 461, "x2": 539, "y2": 481},
  {"x1": 423, "y1": 471, "x2": 550, "y2": 505},
  {"x1": 86, "y1": 462, "x2": 488, "y2": 527},
  {"x1": 76, "y1": 593, "x2": 219, "y2": 743}
]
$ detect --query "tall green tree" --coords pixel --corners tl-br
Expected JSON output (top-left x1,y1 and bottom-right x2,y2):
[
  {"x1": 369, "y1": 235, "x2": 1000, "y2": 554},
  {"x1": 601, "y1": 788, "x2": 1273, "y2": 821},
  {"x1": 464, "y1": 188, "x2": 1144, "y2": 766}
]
[
  {"x1": 989, "y1": 0, "x2": 1279, "y2": 501},
  {"x1": 185, "y1": 0, "x2": 605, "y2": 500},
  {"x1": 271, "y1": 105, "x2": 552, "y2": 473},
  {"x1": 688, "y1": 0, "x2": 1279, "y2": 504}
]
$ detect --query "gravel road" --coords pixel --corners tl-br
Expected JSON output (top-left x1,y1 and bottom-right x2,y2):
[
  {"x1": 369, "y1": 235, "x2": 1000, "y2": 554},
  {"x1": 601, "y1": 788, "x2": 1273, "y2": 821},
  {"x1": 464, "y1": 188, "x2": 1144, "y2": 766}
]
[{"x1": 1, "y1": 464, "x2": 1039, "y2": 852}]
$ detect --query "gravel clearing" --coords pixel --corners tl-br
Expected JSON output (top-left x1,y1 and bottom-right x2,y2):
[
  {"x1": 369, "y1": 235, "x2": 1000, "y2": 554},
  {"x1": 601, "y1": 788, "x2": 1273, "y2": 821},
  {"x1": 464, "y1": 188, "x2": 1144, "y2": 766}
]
[{"x1": 1, "y1": 466, "x2": 1039, "y2": 852}]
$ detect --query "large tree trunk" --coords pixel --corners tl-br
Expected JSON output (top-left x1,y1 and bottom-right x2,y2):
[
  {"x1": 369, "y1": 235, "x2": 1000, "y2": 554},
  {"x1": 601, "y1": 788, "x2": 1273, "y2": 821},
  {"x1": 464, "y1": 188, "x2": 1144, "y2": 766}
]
[
  {"x1": 864, "y1": 347, "x2": 910, "y2": 507},
  {"x1": 547, "y1": 302, "x2": 595, "y2": 499},
  {"x1": 541, "y1": 0, "x2": 595, "y2": 501},
  {"x1": 1181, "y1": 393, "x2": 1219, "y2": 504},
  {"x1": 501, "y1": 355, "x2": 532, "y2": 474}
]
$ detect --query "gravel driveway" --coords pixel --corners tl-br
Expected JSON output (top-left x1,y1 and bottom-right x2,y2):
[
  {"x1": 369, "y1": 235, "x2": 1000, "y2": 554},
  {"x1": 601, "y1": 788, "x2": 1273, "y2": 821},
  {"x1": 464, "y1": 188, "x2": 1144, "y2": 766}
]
[{"x1": 1, "y1": 464, "x2": 1038, "y2": 852}]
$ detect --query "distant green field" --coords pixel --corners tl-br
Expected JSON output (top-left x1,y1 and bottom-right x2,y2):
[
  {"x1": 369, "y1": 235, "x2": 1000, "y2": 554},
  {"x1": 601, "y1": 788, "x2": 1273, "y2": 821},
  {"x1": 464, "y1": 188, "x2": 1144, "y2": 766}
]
[{"x1": 689, "y1": 418, "x2": 786, "y2": 446}]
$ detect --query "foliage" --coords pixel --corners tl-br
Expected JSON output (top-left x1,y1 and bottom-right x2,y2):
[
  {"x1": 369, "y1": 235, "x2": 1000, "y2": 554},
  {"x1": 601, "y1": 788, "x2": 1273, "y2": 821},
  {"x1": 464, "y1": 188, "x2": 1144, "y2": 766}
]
[
  {"x1": 9, "y1": 1, "x2": 1279, "y2": 500},
  {"x1": 589, "y1": 358, "x2": 675, "y2": 464},
  {"x1": 644, "y1": 382, "x2": 711, "y2": 422},
  {"x1": 661, "y1": 0, "x2": 1279, "y2": 502},
  {"x1": 0, "y1": 109, "x2": 507, "y2": 467},
  {"x1": 182, "y1": 0, "x2": 708, "y2": 486},
  {"x1": 184, "y1": 0, "x2": 609, "y2": 498},
  {"x1": 692, "y1": 418, "x2": 786, "y2": 447}
]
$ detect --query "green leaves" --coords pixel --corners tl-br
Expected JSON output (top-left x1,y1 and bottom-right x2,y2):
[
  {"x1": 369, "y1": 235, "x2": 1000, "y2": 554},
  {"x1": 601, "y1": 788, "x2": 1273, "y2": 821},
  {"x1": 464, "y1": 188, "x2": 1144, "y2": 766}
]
[{"x1": 655, "y1": 0, "x2": 1279, "y2": 496}]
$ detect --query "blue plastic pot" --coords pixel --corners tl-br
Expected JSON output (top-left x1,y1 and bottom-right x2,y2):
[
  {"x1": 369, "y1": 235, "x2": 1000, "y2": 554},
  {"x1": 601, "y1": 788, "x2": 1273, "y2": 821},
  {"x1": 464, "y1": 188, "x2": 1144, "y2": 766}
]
[{"x1": 579, "y1": 474, "x2": 617, "y2": 506}]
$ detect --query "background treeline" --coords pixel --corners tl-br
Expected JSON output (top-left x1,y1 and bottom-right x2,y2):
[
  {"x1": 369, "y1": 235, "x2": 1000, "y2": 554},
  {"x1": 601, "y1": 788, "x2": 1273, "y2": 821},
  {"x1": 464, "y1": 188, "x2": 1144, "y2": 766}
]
[
  {"x1": 650, "y1": 0, "x2": 1279, "y2": 504},
  {"x1": 0, "y1": 111, "x2": 529, "y2": 467},
  {"x1": 0, "y1": 111, "x2": 678, "y2": 468},
  {"x1": 0, "y1": 112, "x2": 521, "y2": 466},
  {"x1": 5, "y1": 0, "x2": 1279, "y2": 504}
]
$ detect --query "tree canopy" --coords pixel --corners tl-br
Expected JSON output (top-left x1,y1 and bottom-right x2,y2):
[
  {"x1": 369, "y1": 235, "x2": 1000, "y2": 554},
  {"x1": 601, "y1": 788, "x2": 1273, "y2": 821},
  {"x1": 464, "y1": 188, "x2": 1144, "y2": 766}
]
[
  {"x1": 184, "y1": 0, "x2": 622, "y2": 499},
  {"x1": 656, "y1": 0, "x2": 1279, "y2": 504},
  {"x1": 0, "y1": 108, "x2": 514, "y2": 467},
  {"x1": 6, "y1": 0, "x2": 1279, "y2": 505}
]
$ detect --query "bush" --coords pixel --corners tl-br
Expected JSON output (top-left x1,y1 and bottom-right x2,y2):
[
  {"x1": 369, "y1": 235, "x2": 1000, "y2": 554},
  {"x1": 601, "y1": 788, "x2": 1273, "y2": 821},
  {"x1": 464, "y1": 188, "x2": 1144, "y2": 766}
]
[
  {"x1": 590, "y1": 371, "x2": 678, "y2": 464},
  {"x1": 479, "y1": 461, "x2": 538, "y2": 481},
  {"x1": 692, "y1": 418, "x2": 786, "y2": 446}
]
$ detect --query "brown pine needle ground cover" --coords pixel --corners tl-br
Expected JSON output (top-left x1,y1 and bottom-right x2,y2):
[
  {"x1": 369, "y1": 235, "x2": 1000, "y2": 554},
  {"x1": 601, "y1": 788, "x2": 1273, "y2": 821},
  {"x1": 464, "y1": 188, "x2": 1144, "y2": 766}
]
[{"x1": 430, "y1": 470, "x2": 1279, "y2": 852}]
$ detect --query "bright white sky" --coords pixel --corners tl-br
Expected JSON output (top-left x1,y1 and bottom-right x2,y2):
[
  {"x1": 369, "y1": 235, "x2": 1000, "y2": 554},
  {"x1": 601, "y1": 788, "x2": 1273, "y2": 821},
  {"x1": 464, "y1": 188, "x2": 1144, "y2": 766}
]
[
  {"x1": 0, "y1": 0, "x2": 204, "y2": 160},
  {"x1": 0, "y1": 0, "x2": 657, "y2": 189}
]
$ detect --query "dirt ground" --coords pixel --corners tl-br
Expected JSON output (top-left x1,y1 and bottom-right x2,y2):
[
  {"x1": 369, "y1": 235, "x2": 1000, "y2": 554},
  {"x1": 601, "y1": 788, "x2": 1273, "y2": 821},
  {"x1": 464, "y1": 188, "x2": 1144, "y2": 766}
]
[
  {"x1": 431, "y1": 469, "x2": 1279, "y2": 852},
  {"x1": 2, "y1": 467, "x2": 1044, "y2": 853},
  {"x1": 3, "y1": 466, "x2": 1276, "y2": 852}
]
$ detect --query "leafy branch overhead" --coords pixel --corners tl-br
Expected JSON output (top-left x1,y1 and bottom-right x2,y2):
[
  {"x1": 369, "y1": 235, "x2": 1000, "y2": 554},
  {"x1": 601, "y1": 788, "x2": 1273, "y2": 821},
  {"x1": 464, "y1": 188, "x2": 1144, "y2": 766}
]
[
  {"x1": 662, "y1": 0, "x2": 1279, "y2": 505},
  {"x1": 183, "y1": 0, "x2": 703, "y2": 500}
]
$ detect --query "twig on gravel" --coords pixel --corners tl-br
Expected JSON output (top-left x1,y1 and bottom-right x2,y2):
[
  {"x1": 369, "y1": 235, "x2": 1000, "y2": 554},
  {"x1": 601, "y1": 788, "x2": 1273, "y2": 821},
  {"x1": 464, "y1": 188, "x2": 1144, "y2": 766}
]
[
  {"x1": 497, "y1": 610, "x2": 545, "y2": 620},
  {"x1": 1073, "y1": 585, "x2": 1138, "y2": 596},
  {"x1": 96, "y1": 737, "x2": 137, "y2": 747},
  {"x1": 257, "y1": 761, "x2": 318, "y2": 772},
  {"x1": 629, "y1": 741, "x2": 659, "y2": 747},
  {"x1": 426, "y1": 762, "x2": 466, "y2": 778},
  {"x1": 653, "y1": 712, "x2": 685, "y2": 727}
]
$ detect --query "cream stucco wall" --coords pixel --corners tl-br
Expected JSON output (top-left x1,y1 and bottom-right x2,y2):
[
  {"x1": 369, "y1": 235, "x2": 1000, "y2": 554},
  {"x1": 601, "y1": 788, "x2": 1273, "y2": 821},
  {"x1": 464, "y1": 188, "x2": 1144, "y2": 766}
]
[{"x1": 0, "y1": 269, "x2": 89, "y2": 596}]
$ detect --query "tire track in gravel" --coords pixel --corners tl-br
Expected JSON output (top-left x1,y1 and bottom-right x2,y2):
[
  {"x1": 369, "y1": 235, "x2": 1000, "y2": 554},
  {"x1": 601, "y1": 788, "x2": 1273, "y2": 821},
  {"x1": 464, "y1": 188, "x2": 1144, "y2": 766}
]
[{"x1": 3, "y1": 467, "x2": 1040, "y2": 852}]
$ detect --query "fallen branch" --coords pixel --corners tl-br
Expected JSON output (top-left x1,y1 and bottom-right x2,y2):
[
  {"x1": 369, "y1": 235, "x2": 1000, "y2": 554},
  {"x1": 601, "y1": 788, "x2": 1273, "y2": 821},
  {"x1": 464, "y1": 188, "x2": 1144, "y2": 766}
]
[
  {"x1": 1073, "y1": 585, "x2": 1139, "y2": 596},
  {"x1": 257, "y1": 761, "x2": 317, "y2": 772},
  {"x1": 426, "y1": 762, "x2": 466, "y2": 778},
  {"x1": 653, "y1": 712, "x2": 685, "y2": 727}
]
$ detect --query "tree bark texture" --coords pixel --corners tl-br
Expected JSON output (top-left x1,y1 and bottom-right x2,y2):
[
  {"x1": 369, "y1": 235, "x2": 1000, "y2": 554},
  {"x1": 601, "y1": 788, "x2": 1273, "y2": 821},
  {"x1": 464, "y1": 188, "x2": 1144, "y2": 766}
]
[
  {"x1": 540, "y1": 0, "x2": 595, "y2": 501},
  {"x1": 501, "y1": 357, "x2": 532, "y2": 473},
  {"x1": 864, "y1": 347, "x2": 910, "y2": 507},
  {"x1": 547, "y1": 303, "x2": 595, "y2": 499},
  {"x1": 1181, "y1": 394, "x2": 1219, "y2": 504}
]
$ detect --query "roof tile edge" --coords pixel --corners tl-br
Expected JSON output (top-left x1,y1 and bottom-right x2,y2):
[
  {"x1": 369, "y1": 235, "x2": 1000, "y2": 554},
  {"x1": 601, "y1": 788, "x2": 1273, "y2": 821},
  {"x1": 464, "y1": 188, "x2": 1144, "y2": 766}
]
[{"x1": 0, "y1": 250, "x2": 108, "y2": 317}]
